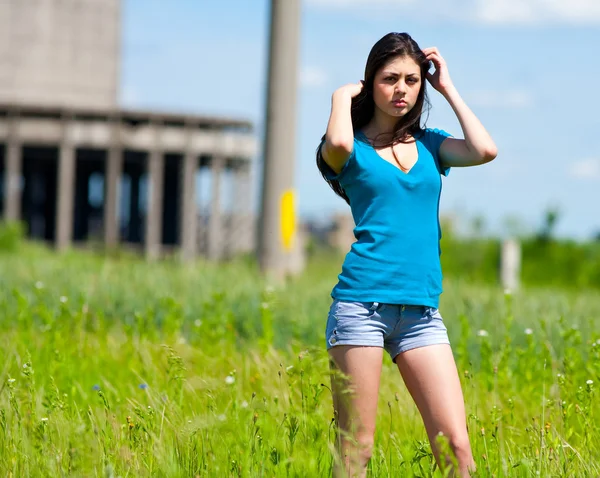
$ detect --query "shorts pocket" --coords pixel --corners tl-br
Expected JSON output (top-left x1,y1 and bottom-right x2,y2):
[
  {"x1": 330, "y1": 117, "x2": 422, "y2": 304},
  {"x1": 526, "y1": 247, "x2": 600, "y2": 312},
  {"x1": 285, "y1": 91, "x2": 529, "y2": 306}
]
[
  {"x1": 326, "y1": 300, "x2": 382, "y2": 347},
  {"x1": 332, "y1": 300, "x2": 381, "y2": 321},
  {"x1": 427, "y1": 307, "x2": 443, "y2": 321}
]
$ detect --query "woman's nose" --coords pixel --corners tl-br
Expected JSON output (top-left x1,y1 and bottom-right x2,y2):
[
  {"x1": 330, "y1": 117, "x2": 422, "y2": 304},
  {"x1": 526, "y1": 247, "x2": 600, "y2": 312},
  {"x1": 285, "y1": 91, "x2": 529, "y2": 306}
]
[{"x1": 395, "y1": 82, "x2": 406, "y2": 94}]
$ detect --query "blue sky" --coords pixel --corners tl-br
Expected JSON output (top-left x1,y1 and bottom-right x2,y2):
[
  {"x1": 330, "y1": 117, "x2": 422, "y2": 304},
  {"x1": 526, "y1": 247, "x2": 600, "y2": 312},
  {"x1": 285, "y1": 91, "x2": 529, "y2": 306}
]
[{"x1": 120, "y1": 0, "x2": 600, "y2": 240}]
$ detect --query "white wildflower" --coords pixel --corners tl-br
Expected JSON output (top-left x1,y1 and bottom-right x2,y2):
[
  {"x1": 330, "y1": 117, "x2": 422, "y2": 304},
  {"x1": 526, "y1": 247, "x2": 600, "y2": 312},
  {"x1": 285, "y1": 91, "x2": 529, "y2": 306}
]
[
  {"x1": 7, "y1": 378, "x2": 15, "y2": 384},
  {"x1": 35, "y1": 281, "x2": 44, "y2": 290},
  {"x1": 59, "y1": 296, "x2": 68, "y2": 303},
  {"x1": 41, "y1": 417, "x2": 48, "y2": 422},
  {"x1": 217, "y1": 414, "x2": 226, "y2": 422},
  {"x1": 586, "y1": 380, "x2": 594, "y2": 385},
  {"x1": 194, "y1": 319, "x2": 202, "y2": 327},
  {"x1": 241, "y1": 401, "x2": 249, "y2": 409},
  {"x1": 265, "y1": 285, "x2": 275, "y2": 294},
  {"x1": 225, "y1": 375, "x2": 235, "y2": 385},
  {"x1": 477, "y1": 330, "x2": 489, "y2": 337},
  {"x1": 177, "y1": 336, "x2": 187, "y2": 345},
  {"x1": 524, "y1": 328, "x2": 533, "y2": 335},
  {"x1": 261, "y1": 302, "x2": 269, "y2": 310}
]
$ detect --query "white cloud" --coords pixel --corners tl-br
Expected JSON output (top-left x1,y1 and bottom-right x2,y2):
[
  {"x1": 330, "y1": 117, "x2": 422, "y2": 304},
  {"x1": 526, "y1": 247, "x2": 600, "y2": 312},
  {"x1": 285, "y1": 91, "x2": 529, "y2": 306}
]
[
  {"x1": 306, "y1": 0, "x2": 414, "y2": 7},
  {"x1": 569, "y1": 158, "x2": 600, "y2": 180},
  {"x1": 300, "y1": 66, "x2": 328, "y2": 88},
  {"x1": 466, "y1": 89, "x2": 534, "y2": 109},
  {"x1": 304, "y1": 0, "x2": 600, "y2": 24},
  {"x1": 475, "y1": 0, "x2": 600, "y2": 25}
]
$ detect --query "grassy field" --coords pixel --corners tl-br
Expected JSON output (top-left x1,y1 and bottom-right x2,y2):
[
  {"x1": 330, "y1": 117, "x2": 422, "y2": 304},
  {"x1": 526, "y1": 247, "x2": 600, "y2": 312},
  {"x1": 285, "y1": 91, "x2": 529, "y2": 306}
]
[{"x1": 0, "y1": 244, "x2": 599, "y2": 477}]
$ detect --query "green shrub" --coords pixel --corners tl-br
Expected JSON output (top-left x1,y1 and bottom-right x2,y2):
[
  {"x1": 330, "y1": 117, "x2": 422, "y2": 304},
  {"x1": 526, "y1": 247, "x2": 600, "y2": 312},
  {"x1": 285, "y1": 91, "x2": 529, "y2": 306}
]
[{"x1": 0, "y1": 220, "x2": 25, "y2": 252}]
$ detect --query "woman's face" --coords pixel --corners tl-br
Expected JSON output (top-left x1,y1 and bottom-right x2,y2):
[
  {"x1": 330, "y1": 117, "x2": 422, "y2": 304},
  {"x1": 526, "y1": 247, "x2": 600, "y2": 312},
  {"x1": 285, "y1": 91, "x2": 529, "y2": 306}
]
[{"x1": 372, "y1": 55, "x2": 422, "y2": 118}]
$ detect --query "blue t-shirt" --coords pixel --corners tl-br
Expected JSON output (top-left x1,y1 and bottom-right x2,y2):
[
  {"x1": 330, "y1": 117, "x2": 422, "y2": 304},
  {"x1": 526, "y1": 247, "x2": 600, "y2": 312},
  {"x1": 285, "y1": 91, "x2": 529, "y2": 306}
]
[{"x1": 322, "y1": 128, "x2": 452, "y2": 308}]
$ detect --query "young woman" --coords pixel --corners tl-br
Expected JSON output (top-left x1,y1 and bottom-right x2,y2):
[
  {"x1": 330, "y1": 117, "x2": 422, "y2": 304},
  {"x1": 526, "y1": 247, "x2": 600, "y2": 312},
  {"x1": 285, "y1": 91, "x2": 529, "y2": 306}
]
[{"x1": 317, "y1": 32, "x2": 497, "y2": 477}]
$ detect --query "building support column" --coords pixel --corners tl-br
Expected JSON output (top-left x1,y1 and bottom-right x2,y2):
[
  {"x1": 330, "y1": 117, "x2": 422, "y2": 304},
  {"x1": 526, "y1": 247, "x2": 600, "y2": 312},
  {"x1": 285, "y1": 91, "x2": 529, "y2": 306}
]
[
  {"x1": 104, "y1": 119, "x2": 122, "y2": 247},
  {"x1": 207, "y1": 155, "x2": 224, "y2": 260},
  {"x1": 144, "y1": 126, "x2": 164, "y2": 260},
  {"x1": 231, "y1": 162, "x2": 252, "y2": 254},
  {"x1": 56, "y1": 118, "x2": 76, "y2": 251},
  {"x1": 4, "y1": 115, "x2": 22, "y2": 221},
  {"x1": 180, "y1": 143, "x2": 198, "y2": 262}
]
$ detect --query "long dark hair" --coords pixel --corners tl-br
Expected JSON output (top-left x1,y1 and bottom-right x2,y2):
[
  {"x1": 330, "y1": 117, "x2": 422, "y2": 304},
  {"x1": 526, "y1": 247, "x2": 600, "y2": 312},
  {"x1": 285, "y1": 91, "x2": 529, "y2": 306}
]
[{"x1": 316, "y1": 32, "x2": 432, "y2": 204}]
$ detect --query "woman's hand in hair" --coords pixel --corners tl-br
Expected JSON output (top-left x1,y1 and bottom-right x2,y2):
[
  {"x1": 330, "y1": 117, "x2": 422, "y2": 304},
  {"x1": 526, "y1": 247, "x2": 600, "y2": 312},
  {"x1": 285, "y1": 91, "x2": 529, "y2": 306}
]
[
  {"x1": 333, "y1": 81, "x2": 364, "y2": 100},
  {"x1": 422, "y1": 47, "x2": 454, "y2": 97},
  {"x1": 424, "y1": 47, "x2": 498, "y2": 168},
  {"x1": 323, "y1": 81, "x2": 364, "y2": 174}
]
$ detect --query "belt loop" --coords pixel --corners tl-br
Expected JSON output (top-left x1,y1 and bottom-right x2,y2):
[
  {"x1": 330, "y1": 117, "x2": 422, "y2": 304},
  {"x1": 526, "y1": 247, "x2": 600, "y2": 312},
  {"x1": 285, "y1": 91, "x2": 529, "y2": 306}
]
[{"x1": 370, "y1": 302, "x2": 380, "y2": 311}]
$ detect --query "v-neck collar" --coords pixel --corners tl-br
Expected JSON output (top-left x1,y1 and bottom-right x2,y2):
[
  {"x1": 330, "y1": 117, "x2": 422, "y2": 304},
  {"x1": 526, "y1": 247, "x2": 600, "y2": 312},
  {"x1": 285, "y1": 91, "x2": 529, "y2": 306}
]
[{"x1": 356, "y1": 131, "x2": 421, "y2": 176}]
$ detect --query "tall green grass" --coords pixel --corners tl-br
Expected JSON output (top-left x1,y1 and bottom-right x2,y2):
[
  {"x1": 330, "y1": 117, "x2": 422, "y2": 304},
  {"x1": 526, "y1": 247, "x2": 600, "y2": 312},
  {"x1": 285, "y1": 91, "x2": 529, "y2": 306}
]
[{"x1": 0, "y1": 244, "x2": 598, "y2": 477}]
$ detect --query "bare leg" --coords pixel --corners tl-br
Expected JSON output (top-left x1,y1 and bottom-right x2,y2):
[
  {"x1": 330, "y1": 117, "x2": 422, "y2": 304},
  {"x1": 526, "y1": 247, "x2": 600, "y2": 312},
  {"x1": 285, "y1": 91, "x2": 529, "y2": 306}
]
[
  {"x1": 396, "y1": 344, "x2": 475, "y2": 477},
  {"x1": 328, "y1": 345, "x2": 383, "y2": 478}
]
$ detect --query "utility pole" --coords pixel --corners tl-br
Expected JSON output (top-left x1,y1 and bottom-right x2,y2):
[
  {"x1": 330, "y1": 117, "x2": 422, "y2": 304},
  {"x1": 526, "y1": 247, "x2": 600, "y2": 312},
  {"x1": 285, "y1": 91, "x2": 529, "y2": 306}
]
[{"x1": 258, "y1": 0, "x2": 301, "y2": 281}]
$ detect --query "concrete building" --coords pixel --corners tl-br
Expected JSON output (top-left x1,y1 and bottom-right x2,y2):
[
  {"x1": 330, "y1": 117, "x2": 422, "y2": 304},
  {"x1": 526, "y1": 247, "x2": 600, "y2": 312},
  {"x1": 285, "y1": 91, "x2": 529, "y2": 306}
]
[{"x1": 0, "y1": 0, "x2": 256, "y2": 260}]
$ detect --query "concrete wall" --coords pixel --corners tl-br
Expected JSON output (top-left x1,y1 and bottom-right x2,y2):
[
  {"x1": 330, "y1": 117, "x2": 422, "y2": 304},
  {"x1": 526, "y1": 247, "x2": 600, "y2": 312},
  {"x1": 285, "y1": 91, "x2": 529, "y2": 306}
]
[
  {"x1": 0, "y1": 0, "x2": 120, "y2": 109},
  {"x1": 0, "y1": 116, "x2": 257, "y2": 158},
  {"x1": 0, "y1": 106, "x2": 257, "y2": 259}
]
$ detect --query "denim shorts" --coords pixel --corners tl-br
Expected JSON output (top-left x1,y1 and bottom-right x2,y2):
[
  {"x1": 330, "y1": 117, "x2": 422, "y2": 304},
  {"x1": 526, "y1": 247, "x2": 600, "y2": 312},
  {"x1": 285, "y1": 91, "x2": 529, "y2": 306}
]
[{"x1": 325, "y1": 299, "x2": 450, "y2": 362}]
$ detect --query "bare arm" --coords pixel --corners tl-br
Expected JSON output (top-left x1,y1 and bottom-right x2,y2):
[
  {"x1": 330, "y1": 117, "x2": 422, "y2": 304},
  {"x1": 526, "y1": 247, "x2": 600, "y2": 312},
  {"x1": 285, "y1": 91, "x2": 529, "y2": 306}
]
[
  {"x1": 424, "y1": 47, "x2": 498, "y2": 167},
  {"x1": 322, "y1": 82, "x2": 364, "y2": 174},
  {"x1": 439, "y1": 86, "x2": 498, "y2": 167}
]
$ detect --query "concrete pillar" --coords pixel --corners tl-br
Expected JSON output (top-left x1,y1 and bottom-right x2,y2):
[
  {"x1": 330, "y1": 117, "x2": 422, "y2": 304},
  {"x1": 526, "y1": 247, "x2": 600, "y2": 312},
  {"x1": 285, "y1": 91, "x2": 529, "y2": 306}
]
[
  {"x1": 104, "y1": 120, "x2": 122, "y2": 247},
  {"x1": 56, "y1": 119, "x2": 76, "y2": 251},
  {"x1": 501, "y1": 238, "x2": 521, "y2": 292},
  {"x1": 3, "y1": 125, "x2": 22, "y2": 221},
  {"x1": 144, "y1": 143, "x2": 164, "y2": 260},
  {"x1": 258, "y1": 0, "x2": 302, "y2": 280},
  {"x1": 180, "y1": 147, "x2": 198, "y2": 261},
  {"x1": 231, "y1": 162, "x2": 252, "y2": 254},
  {"x1": 207, "y1": 155, "x2": 224, "y2": 260}
]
